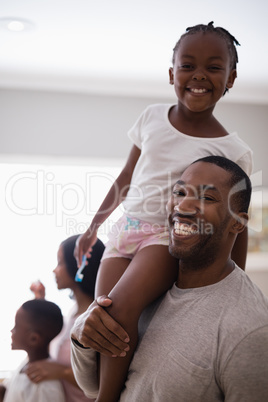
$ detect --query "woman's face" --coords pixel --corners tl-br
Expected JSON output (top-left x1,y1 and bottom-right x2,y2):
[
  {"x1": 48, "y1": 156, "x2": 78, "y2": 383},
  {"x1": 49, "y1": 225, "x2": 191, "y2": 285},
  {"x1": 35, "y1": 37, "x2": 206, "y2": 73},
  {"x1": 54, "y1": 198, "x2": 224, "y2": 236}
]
[{"x1": 53, "y1": 245, "x2": 74, "y2": 290}]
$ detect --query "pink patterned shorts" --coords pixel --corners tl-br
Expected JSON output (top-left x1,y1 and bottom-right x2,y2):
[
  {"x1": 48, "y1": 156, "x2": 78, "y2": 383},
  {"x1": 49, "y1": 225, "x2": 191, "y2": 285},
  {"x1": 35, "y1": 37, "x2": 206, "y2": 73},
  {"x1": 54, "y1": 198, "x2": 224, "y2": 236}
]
[{"x1": 101, "y1": 215, "x2": 169, "y2": 260}]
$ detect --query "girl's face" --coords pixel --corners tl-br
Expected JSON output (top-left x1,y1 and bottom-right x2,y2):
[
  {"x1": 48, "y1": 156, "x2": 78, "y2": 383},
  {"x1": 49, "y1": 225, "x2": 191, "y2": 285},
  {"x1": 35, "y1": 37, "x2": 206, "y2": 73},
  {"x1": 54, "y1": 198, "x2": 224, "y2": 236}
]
[
  {"x1": 169, "y1": 32, "x2": 237, "y2": 113},
  {"x1": 53, "y1": 245, "x2": 74, "y2": 290}
]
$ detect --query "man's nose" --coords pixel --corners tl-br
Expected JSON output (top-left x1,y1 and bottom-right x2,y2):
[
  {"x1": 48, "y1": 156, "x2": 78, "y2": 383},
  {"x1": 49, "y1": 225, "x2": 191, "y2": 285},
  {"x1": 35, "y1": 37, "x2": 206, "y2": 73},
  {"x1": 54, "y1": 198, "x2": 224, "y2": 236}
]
[{"x1": 174, "y1": 198, "x2": 197, "y2": 216}]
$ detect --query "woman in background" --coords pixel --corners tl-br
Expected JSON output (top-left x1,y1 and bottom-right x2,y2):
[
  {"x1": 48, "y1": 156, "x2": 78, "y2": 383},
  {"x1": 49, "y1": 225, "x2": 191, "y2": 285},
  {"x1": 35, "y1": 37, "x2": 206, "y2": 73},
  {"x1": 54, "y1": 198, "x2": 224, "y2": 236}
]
[{"x1": 29, "y1": 234, "x2": 105, "y2": 402}]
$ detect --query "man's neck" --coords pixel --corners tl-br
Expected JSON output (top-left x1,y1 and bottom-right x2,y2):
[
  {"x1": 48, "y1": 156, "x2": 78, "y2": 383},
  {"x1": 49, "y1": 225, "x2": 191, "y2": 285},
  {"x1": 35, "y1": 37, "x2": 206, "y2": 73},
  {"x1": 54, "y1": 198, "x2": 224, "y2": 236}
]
[{"x1": 176, "y1": 258, "x2": 235, "y2": 289}]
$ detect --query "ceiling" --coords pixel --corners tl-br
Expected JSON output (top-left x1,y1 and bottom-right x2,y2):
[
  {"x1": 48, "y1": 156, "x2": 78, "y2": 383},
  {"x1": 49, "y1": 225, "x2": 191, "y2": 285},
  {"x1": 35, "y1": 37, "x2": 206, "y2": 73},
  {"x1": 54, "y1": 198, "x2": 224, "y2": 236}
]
[{"x1": 0, "y1": 0, "x2": 268, "y2": 104}]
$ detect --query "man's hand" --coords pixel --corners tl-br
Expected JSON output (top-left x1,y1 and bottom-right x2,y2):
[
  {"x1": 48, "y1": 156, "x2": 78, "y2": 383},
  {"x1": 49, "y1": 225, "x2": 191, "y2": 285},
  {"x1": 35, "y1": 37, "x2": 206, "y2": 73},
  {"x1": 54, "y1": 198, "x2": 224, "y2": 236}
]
[{"x1": 71, "y1": 296, "x2": 130, "y2": 357}]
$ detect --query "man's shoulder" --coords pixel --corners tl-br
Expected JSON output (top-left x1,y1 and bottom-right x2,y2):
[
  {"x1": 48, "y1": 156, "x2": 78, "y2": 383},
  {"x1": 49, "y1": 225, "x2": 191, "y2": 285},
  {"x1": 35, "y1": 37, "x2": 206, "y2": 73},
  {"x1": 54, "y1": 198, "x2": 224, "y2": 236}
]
[
  {"x1": 222, "y1": 268, "x2": 268, "y2": 324},
  {"x1": 217, "y1": 268, "x2": 268, "y2": 359}
]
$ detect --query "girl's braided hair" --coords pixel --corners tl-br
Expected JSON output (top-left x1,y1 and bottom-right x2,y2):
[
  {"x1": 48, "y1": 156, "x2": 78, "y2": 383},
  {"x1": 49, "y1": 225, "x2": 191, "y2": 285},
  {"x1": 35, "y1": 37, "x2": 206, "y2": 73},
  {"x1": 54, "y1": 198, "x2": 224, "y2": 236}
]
[{"x1": 172, "y1": 21, "x2": 240, "y2": 71}]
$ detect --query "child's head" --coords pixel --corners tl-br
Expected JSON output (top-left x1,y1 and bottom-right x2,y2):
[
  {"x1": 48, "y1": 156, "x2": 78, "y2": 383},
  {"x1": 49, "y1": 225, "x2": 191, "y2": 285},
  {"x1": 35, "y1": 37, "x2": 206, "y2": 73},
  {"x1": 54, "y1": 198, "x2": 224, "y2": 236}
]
[
  {"x1": 172, "y1": 22, "x2": 240, "y2": 71},
  {"x1": 11, "y1": 299, "x2": 63, "y2": 352},
  {"x1": 54, "y1": 235, "x2": 104, "y2": 297},
  {"x1": 170, "y1": 21, "x2": 240, "y2": 99}
]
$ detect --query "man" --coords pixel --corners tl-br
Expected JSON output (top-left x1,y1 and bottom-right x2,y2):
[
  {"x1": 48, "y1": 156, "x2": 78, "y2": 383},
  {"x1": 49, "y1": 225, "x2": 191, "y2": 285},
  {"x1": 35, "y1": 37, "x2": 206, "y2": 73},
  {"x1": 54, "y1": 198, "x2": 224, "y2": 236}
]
[{"x1": 71, "y1": 156, "x2": 268, "y2": 401}]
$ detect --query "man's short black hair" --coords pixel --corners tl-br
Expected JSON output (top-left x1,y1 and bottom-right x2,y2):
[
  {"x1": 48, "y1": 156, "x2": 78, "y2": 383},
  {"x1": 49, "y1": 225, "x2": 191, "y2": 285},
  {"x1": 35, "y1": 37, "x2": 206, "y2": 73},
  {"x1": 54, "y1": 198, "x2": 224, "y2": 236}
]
[{"x1": 192, "y1": 155, "x2": 252, "y2": 213}]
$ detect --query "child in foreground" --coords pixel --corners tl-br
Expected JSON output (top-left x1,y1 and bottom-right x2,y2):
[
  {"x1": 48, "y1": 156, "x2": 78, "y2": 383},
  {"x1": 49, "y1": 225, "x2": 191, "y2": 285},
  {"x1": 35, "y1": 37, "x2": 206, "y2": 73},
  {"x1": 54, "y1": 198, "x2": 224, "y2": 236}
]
[
  {"x1": 75, "y1": 22, "x2": 253, "y2": 402},
  {"x1": 0, "y1": 299, "x2": 65, "y2": 402}
]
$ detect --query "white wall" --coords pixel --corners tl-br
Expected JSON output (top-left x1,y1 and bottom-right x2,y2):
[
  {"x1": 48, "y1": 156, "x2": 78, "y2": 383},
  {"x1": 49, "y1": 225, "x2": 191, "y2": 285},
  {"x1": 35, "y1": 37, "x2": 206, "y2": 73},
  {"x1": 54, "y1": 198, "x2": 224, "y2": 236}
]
[{"x1": 0, "y1": 88, "x2": 267, "y2": 186}]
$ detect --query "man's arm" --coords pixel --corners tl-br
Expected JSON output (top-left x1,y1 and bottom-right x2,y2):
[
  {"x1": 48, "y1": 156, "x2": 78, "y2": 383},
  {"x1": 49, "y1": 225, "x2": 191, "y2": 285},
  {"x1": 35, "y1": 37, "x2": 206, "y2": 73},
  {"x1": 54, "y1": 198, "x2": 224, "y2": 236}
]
[
  {"x1": 221, "y1": 325, "x2": 268, "y2": 401},
  {"x1": 71, "y1": 339, "x2": 99, "y2": 399}
]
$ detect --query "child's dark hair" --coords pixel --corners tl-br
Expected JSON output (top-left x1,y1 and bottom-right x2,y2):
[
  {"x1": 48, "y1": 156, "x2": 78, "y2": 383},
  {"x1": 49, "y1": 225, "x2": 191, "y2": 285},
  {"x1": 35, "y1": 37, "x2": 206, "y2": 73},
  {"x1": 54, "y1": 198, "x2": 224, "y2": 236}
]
[
  {"x1": 22, "y1": 299, "x2": 63, "y2": 344},
  {"x1": 172, "y1": 21, "x2": 240, "y2": 72},
  {"x1": 192, "y1": 155, "x2": 252, "y2": 214},
  {"x1": 61, "y1": 235, "x2": 104, "y2": 297}
]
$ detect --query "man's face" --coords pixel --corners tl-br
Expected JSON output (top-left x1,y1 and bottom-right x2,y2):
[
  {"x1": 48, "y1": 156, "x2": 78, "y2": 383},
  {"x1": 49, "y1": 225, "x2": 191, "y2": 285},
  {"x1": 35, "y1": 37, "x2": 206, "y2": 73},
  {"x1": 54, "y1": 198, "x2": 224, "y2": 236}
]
[{"x1": 166, "y1": 162, "x2": 235, "y2": 268}]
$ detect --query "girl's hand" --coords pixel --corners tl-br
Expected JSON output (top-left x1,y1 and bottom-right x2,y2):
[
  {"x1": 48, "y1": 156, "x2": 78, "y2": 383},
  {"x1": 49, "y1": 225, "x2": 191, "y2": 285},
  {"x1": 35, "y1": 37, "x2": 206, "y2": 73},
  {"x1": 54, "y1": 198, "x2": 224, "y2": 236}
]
[
  {"x1": 74, "y1": 230, "x2": 97, "y2": 267},
  {"x1": 30, "y1": 281, "x2": 46, "y2": 299}
]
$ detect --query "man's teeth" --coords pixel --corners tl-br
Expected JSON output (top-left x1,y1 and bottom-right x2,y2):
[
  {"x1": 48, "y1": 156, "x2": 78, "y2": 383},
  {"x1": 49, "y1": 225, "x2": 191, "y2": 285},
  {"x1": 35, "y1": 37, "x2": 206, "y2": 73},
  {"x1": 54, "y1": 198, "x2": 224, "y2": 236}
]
[
  {"x1": 174, "y1": 222, "x2": 198, "y2": 235},
  {"x1": 190, "y1": 88, "x2": 207, "y2": 93}
]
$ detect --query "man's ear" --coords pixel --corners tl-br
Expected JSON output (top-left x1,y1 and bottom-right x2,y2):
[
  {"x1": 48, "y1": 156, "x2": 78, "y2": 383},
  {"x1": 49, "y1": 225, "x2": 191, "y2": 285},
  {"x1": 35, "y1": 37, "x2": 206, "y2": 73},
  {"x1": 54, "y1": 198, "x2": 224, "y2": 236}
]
[
  {"x1": 230, "y1": 212, "x2": 248, "y2": 234},
  {"x1": 169, "y1": 67, "x2": 174, "y2": 85}
]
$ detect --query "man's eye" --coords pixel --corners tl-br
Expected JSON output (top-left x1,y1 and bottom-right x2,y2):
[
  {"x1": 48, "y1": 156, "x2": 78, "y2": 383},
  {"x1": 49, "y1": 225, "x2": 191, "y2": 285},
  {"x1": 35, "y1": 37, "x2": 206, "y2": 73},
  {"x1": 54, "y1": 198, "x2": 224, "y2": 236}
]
[
  {"x1": 200, "y1": 195, "x2": 214, "y2": 201},
  {"x1": 173, "y1": 190, "x2": 185, "y2": 197}
]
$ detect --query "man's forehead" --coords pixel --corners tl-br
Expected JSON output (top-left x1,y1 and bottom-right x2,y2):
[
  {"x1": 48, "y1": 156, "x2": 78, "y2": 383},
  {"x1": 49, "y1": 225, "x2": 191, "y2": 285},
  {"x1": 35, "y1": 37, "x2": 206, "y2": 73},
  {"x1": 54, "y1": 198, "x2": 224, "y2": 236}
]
[
  {"x1": 178, "y1": 161, "x2": 230, "y2": 189},
  {"x1": 175, "y1": 179, "x2": 218, "y2": 192}
]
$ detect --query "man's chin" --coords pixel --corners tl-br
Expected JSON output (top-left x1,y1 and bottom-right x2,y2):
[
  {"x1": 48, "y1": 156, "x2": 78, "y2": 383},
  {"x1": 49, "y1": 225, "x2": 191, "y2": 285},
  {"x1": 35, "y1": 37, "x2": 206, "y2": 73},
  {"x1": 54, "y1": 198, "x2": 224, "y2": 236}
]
[{"x1": 169, "y1": 244, "x2": 187, "y2": 260}]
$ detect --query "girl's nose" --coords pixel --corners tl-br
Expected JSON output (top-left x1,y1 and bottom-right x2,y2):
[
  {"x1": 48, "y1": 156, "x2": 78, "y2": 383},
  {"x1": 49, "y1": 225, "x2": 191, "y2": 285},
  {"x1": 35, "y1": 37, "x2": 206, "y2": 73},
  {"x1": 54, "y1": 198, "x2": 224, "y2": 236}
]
[{"x1": 193, "y1": 70, "x2": 207, "y2": 81}]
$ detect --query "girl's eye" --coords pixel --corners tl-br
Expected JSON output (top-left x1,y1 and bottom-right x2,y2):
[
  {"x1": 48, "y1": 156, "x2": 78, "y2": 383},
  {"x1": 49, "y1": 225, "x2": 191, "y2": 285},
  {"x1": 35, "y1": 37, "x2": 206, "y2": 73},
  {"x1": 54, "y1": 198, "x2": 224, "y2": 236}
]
[
  {"x1": 180, "y1": 64, "x2": 193, "y2": 69},
  {"x1": 208, "y1": 66, "x2": 222, "y2": 71}
]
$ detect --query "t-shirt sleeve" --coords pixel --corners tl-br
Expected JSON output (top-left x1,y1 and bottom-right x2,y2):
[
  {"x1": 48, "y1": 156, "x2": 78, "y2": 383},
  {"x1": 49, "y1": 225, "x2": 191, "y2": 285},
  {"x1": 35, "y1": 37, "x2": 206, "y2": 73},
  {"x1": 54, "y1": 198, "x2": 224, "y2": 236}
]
[
  {"x1": 221, "y1": 325, "x2": 268, "y2": 402},
  {"x1": 70, "y1": 339, "x2": 99, "y2": 399},
  {"x1": 236, "y1": 150, "x2": 254, "y2": 177},
  {"x1": 127, "y1": 106, "x2": 152, "y2": 150}
]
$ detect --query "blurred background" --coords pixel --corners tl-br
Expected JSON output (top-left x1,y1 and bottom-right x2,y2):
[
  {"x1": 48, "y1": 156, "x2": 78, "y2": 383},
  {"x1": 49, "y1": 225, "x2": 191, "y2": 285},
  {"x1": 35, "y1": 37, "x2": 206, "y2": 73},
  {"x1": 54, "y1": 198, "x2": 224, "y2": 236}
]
[{"x1": 1, "y1": 0, "x2": 268, "y2": 375}]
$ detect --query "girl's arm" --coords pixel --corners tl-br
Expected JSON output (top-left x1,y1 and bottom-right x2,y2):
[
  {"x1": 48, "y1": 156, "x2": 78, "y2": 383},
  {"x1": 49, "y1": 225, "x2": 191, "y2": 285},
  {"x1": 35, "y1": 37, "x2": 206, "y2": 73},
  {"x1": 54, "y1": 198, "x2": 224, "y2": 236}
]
[
  {"x1": 231, "y1": 227, "x2": 248, "y2": 270},
  {"x1": 75, "y1": 145, "x2": 141, "y2": 266}
]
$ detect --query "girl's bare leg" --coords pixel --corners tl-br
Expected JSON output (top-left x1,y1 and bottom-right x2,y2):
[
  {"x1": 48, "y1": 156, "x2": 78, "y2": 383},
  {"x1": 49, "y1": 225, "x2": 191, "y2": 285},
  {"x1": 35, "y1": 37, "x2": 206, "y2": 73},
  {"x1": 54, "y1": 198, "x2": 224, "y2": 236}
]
[{"x1": 95, "y1": 245, "x2": 178, "y2": 402}]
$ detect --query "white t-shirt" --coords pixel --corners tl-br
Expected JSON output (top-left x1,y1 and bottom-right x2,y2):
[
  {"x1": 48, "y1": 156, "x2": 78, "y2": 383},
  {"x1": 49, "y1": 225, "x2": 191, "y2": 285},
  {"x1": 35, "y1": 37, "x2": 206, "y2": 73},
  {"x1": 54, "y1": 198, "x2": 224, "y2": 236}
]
[
  {"x1": 3, "y1": 359, "x2": 65, "y2": 402},
  {"x1": 122, "y1": 103, "x2": 253, "y2": 226}
]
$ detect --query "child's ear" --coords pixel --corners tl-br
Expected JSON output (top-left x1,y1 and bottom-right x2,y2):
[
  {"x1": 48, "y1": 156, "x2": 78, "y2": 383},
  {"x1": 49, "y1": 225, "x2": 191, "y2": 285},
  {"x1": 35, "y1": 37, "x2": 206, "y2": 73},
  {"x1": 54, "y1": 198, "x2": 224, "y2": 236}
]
[
  {"x1": 226, "y1": 69, "x2": 237, "y2": 89},
  {"x1": 169, "y1": 67, "x2": 174, "y2": 85},
  {"x1": 230, "y1": 212, "x2": 248, "y2": 234},
  {"x1": 29, "y1": 332, "x2": 41, "y2": 346}
]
